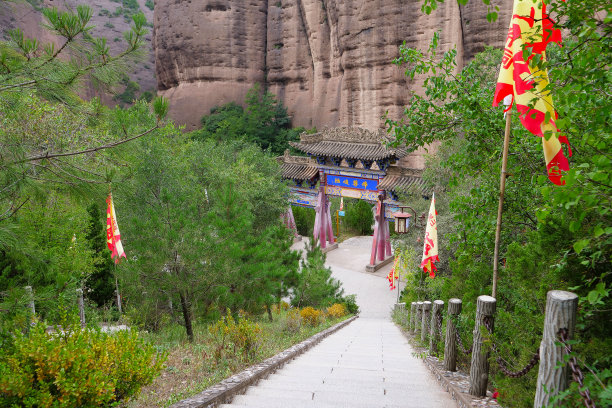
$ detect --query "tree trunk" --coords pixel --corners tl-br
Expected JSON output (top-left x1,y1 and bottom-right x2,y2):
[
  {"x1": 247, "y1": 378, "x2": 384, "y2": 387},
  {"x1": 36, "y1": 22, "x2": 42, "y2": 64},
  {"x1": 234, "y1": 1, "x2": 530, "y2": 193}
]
[
  {"x1": 179, "y1": 291, "x2": 194, "y2": 342},
  {"x1": 266, "y1": 304, "x2": 273, "y2": 322},
  {"x1": 469, "y1": 295, "x2": 496, "y2": 397},
  {"x1": 534, "y1": 291, "x2": 578, "y2": 408},
  {"x1": 444, "y1": 298, "x2": 462, "y2": 372}
]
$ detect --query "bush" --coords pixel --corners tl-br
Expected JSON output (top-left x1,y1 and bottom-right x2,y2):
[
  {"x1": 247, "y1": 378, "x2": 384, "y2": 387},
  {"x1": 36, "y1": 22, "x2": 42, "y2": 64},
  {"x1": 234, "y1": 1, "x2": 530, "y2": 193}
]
[
  {"x1": 326, "y1": 303, "x2": 346, "y2": 318},
  {"x1": 284, "y1": 308, "x2": 302, "y2": 333},
  {"x1": 340, "y1": 294, "x2": 359, "y2": 315},
  {"x1": 344, "y1": 199, "x2": 373, "y2": 235},
  {"x1": 300, "y1": 307, "x2": 323, "y2": 326},
  {"x1": 291, "y1": 240, "x2": 344, "y2": 308},
  {"x1": 0, "y1": 319, "x2": 165, "y2": 407},
  {"x1": 292, "y1": 206, "x2": 315, "y2": 237},
  {"x1": 208, "y1": 313, "x2": 263, "y2": 360}
]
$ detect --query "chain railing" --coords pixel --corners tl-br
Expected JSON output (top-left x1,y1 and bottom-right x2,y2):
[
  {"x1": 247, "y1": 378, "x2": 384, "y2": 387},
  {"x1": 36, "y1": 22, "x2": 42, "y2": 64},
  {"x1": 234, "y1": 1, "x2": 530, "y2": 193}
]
[
  {"x1": 483, "y1": 316, "x2": 540, "y2": 378},
  {"x1": 559, "y1": 328, "x2": 597, "y2": 408},
  {"x1": 448, "y1": 314, "x2": 472, "y2": 355}
]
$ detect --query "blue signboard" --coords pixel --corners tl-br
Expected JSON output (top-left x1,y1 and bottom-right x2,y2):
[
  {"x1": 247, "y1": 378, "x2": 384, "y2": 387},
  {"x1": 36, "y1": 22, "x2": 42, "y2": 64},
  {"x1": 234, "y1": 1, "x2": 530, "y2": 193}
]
[
  {"x1": 326, "y1": 175, "x2": 378, "y2": 191},
  {"x1": 338, "y1": 211, "x2": 345, "y2": 217}
]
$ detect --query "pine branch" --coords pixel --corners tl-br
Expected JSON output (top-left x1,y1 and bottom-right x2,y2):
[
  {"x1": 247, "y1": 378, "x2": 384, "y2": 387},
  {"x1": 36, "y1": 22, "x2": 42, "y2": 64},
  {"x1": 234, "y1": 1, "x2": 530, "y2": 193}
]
[{"x1": 12, "y1": 125, "x2": 159, "y2": 165}]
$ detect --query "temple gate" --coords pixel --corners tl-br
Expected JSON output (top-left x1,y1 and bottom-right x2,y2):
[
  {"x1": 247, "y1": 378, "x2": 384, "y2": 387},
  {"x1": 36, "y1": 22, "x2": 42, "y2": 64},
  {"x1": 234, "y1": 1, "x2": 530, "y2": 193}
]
[{"x1": 279, "y1": 128, "x2": 425, "y2": 271}]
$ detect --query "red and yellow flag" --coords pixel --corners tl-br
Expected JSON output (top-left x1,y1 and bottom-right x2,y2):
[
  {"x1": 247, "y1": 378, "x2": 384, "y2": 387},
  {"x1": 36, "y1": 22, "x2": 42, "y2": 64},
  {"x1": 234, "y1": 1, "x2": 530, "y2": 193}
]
[
  {"x1": 387, "y1": 257, "x2": 399, "y2": 290},
  {"x1": 492, "y1": 0, "x2": 570, "y2": 185},
  {"x1": 421, "y1": 194, "x2": 439, "y2": 278},
  {"x1": 106, "y1": 193, "x2": 126, "y2": 263}
]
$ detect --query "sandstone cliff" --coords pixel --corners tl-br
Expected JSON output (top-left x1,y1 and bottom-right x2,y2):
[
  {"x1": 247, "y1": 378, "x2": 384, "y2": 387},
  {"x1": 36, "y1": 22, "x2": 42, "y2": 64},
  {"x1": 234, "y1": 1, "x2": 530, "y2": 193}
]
[{"x1": 154, "y1": 0, "x2": 512, "y2": 131}]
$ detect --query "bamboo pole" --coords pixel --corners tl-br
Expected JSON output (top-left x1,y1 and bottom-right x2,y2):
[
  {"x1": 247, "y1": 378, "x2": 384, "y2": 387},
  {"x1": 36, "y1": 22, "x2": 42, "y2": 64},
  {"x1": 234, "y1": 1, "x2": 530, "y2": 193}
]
[{"x1": 492, "y1": 110, "x2": 512, "y2": 298}]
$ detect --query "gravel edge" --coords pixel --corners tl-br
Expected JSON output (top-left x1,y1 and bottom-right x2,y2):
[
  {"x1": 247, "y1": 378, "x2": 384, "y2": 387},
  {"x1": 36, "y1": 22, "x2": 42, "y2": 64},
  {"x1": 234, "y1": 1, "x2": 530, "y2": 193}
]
[{"x1": 170, "y1": 315, "x2": 359, "y2": 408}]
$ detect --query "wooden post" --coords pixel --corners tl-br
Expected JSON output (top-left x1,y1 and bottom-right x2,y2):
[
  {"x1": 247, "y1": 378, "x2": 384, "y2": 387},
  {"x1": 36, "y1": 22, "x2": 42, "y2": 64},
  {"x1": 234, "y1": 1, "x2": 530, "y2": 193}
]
[
  {"x1": 415, "y1": 301, "x2": 423, "y2": 335},
  {"x1": 410, "y1": 302, "x2": 416, "y2": 332},
  {"x1": 429, "y1": 300, "x2": 444, "y2": 355},
  {"x1": 534, "y1": 291, "x2": 578, "y2": 408},
  {"x1": 76, "y1": 288, "x2": 86, "y2": 328},
  {"x1": 25, "y1": 286, "x2": 35, "y2": 319},
  {"x1": 469, "y1": 295, "x2": 496, "y2": 397},
  {"x1": 444, "y1": 298, "x2": 462, "y2": 372},
  {"x1": 492, "y1": 109, "x2": 512, "y2": 298},
  {"x1": 421, "y1": 301, "x2": 432, "y2": 343}
]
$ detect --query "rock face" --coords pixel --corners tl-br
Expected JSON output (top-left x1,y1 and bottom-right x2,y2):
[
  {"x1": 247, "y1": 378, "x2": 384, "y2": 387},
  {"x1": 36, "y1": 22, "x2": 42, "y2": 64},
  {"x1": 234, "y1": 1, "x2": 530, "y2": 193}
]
[{"x1": 154, "y1": 0, "x2": 512, "y2": 131}]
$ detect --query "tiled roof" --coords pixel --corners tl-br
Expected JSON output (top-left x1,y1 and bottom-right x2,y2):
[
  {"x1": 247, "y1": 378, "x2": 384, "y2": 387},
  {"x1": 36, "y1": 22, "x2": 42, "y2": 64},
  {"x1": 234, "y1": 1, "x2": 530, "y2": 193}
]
[
  {"x1": 290, "y1": 127, "x2": 408, "y2": 161},
  {"x1": 281, "y1": 162, "x2": 319, "y2": 180},
  {"x1": 378, "y1": 175, "x2": 426, "y2": 192},
  {"x1": 277, "y1": 151, "x2": 319, "y2": 181}
]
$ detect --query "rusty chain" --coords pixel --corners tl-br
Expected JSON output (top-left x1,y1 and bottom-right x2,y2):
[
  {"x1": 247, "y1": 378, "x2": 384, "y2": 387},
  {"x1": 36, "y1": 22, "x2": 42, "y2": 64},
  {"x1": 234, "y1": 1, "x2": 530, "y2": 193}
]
[
  {"x1": 482, "y1": 316, "x2": 540, "y2": 378},
  {"x1": 559, "y1": 328, "x2": 597, "y2": 408},
  {"x1": 449, "y1": 315, "x2": 473, "y2": 355}
]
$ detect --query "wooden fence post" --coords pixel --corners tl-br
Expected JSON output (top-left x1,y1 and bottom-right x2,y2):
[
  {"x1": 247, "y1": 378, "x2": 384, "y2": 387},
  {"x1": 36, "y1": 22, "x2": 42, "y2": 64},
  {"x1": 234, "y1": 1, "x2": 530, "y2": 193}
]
[
  {"x1": 76, "y1": 288, "x2": 86, "y2": 328},
  {"x1": 444, "y1": 298, "x2": 462, "y2": 372},
  {"x1": 415, "y1": 301, "x2": 423, "y2": 335},
  {"x1": 534, "y1": 290, "x2": 578, "y2": 408},
  {"x1": 469, "y1": 295, "x2": 496, "y2": 397},
  {"x1": 421, "y1": 301, "x2": 432, "y2": 343},
  {"x1": 429, "y1": 300, "x2": 444, "y2": 355},
  {"x1": 410, "y1": 302, "x2": 416, "y2": 332}
]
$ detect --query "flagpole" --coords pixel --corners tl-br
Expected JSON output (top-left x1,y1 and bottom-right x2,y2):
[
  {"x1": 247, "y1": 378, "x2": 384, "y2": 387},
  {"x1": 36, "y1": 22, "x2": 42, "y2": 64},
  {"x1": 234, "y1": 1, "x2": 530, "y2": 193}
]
[{"x1": 492, "y1": 109, "x2": 512, "y2": 299}]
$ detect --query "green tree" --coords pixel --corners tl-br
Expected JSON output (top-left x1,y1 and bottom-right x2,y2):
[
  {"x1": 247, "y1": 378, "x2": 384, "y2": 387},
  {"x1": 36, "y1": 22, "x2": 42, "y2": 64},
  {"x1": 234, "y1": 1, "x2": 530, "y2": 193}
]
[
  {"x1": 292, "y1": 239, "x2": 344, "y2": 308},
  {"x1": 84, "y1": 203, "x2": 115, "y2": 307},
  {"x1": 192, "y1": 84, "x2": 304, "y2": 155},
  {"x1": 387, "y1": 1, "x2": 610, "y2": 404}
]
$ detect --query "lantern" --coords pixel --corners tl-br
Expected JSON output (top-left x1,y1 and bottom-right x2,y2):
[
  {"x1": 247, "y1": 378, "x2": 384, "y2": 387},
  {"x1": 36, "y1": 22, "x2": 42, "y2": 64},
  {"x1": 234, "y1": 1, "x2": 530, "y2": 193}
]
[{"x1": 393, "y1": 206, "x2": 416, "y2": 234}]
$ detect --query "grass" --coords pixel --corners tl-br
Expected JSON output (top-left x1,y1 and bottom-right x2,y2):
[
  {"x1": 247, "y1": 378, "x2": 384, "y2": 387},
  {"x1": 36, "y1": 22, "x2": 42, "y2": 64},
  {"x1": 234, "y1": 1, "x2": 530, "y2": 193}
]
[{"x1": 129, "y1": 306, "x2": 351, "y2": 407}]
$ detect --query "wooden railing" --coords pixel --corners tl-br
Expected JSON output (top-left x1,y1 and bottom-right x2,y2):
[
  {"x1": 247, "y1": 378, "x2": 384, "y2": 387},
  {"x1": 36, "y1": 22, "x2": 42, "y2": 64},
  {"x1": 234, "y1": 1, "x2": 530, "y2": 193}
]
[{"x1": 401, "y1": 290, "x2": 589, "y2": 408}]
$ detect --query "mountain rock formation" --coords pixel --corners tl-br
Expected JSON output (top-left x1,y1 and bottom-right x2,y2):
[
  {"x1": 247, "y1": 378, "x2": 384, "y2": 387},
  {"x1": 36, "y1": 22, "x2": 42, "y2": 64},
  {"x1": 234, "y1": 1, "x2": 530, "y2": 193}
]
[{"x1": 154, "y1": 0, "x2": 512, "y2": 131}]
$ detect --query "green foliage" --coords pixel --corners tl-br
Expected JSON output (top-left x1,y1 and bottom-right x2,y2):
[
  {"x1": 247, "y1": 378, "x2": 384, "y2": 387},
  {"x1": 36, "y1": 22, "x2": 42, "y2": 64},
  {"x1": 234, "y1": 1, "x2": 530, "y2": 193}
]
[
  {"x1": 292, "y1": 205, "x2": 315, "y2": 236},
  {"x1": 388, "y1": 2, "x2": 611, "y2": 404},
  {"x1": 208, "y1": 312, "x2": 263, "y2": 360},
  {"x1": 114, "y1": 79, "x2": 140, "y2": 105},
  {"x1": 191, "y1": 84, "x2": 303, "y2": 155},
  {"x1": 292, "y1": 240, "x2": 344, "y2": 308},
  {"x1": 145, "y1": 0, "x2": 154, "y2": 11},
  {"x1": 343, "y1": 198, "x2": 374, "y2": 235},
  {"x1": 0, "y1": 315, "x2": 165, "y2": 407},
  {"x1": 84, "y1": 203, "x2": 115, "y2": 308}
]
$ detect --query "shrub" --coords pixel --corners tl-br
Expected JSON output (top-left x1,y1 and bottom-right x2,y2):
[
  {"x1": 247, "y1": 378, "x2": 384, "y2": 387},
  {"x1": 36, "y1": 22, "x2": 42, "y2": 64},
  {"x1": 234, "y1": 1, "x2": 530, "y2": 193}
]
[
  {"x1": 300, "y1": 306, "x2": 323, "y2": 327},
  {"x1": 292, "y1": 205, "x2": 315, "y2": 237},
  {"x1": 344, "y1": 199, "x2": 373, "y2": 235},
  {"x1": 284, "y1": 308, "x2": 302, "y2": 333},
  {"x1": 326, "y1": 303, "x2": 346, "y2": 318},
  {"x1": 208, "y1": 313, "x2": 262, "y2": 360},
  {"x1": 340, "y1": 294, "x2": 359, "y2": 315},
  {"x1": 0, "y1": 319, "x2": 165, "y2": 407}
]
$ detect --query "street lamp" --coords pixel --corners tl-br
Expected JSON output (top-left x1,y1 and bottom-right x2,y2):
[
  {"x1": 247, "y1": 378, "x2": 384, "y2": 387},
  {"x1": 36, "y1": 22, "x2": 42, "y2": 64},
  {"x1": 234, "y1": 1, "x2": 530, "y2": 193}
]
[{"x1": 393, "y1": 206, "x2": 417, "y2": 234}]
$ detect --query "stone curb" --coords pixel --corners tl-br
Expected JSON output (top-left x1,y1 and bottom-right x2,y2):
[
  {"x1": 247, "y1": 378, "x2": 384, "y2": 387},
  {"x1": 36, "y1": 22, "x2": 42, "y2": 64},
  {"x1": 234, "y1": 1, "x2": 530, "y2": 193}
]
[
  {"x1": 170, "y1": 315, "x2": 358, "y2": 408},
  {"x1": 397, "y1": 326, "x2": 502, "y2": 408}
]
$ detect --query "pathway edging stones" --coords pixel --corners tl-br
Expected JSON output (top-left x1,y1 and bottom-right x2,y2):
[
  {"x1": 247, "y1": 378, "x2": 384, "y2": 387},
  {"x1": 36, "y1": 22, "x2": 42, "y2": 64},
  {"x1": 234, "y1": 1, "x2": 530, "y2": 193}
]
[{"x1": 170, "y1": 315, "x2": 358, "y2": 408}]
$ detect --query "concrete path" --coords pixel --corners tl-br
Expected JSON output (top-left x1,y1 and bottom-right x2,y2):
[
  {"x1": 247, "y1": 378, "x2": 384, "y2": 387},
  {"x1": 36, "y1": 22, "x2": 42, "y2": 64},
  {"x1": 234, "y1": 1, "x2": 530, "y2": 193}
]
[{"x1": 220, "y1": 237, "x2": 457, "y2": 408}]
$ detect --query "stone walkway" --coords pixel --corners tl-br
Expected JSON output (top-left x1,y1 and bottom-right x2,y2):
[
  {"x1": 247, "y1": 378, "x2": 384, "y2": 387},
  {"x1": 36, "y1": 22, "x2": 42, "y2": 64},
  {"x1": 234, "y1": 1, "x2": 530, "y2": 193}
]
[{"x1": 219, "y1": 237, "x2": 457, "y2": 408}]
